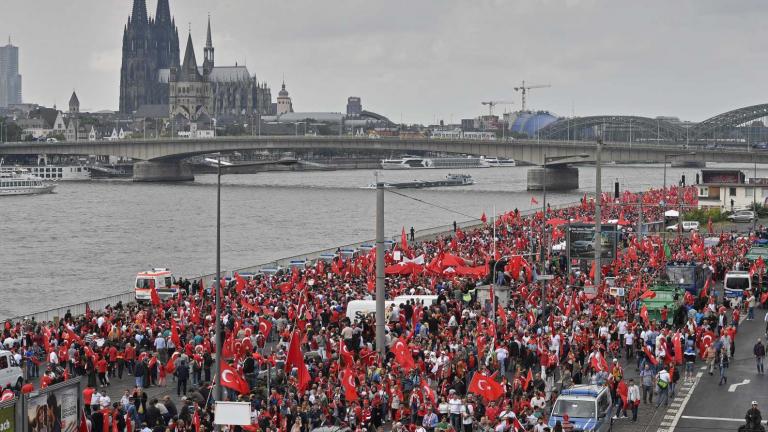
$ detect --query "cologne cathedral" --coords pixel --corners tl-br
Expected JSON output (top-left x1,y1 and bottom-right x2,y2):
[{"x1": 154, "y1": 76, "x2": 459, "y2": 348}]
[{"x1": 119, "y1": 0, "x2": 273, "y2": 120}]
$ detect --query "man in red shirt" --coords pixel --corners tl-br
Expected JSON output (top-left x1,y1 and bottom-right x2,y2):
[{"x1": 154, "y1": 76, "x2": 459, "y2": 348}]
[{"x1": 96, "y1": 357, "x2": 109, "y2": 386}]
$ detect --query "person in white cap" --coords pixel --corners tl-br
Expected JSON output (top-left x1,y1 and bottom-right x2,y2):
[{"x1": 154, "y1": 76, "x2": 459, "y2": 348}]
[{"x1": 745, "y1": 401, "x2": 762, "y2": 431}]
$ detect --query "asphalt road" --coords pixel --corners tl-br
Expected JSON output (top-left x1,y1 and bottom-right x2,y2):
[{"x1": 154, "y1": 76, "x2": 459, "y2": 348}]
[{"x1": 673, "y1": 309, "x2": 767, "y2": 432}]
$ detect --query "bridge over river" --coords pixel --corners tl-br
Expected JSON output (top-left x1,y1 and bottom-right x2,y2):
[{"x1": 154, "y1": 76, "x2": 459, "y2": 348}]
[{"x1": 1, "y1": 136, "x2": 765, "y2": 187}]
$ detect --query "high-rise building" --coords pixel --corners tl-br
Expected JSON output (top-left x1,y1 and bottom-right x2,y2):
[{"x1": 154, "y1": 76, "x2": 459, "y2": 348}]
[
  {"x1": 346, "y1": 97, "x2": 362, "y2": 117},
  {"x1": 0, "y1": 37, "x2": 22, "y2": 108}
]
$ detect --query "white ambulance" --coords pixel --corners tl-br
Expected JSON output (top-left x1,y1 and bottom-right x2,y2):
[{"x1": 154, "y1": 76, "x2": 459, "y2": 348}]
[{"x1": 134, "y1": 268, "x2": 179, "y2": 302}]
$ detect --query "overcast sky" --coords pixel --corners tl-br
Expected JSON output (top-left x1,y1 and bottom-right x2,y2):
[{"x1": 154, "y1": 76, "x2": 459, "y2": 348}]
[{"x1": 3, "y1": 0, "x2": 767, "y2": 124}]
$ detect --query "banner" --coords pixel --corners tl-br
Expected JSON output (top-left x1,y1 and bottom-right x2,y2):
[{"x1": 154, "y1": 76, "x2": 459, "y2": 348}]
[
  {"x1": 0, "y1": 402, "x2": 14, "y2": 432},
  {"x1": 567, "y1": 223, "x2": 618, "y2": 260},
  {"x1": 27, "y1": 382, "x2": 79, "y2": 432}
]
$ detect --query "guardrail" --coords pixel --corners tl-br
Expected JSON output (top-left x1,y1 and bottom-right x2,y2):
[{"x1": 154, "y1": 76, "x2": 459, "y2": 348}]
[{"x1": 6, "y1": 200, "x2": 581, "y2": 323}]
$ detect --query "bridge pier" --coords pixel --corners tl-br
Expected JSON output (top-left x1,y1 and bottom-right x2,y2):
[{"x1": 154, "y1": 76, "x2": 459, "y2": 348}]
[
  {"x1": 526, "y1": 166, "x2": 579, "y2": 191},
  {"x1": 133, "y1": 161, "x2": 194, "y2": 182}
]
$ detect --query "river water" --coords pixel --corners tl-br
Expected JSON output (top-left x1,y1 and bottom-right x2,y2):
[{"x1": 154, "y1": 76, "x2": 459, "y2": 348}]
[{"x1": 1, "y1": 163, "x2": 764, "y2": 318}]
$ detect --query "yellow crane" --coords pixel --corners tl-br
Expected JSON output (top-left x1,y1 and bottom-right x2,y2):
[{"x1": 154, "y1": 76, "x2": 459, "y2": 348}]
[
  {"x1": 480, "y1": 100, "x2": 514, "y2": 116},
  {"x1": 513, "y1": 81, "x2": 551, "y2": 111}
]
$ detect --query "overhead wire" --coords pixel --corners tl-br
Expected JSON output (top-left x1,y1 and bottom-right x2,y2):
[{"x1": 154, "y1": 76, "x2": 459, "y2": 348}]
[{"x1": 385, "y1": 189, "x2": 479, "y2": 221}]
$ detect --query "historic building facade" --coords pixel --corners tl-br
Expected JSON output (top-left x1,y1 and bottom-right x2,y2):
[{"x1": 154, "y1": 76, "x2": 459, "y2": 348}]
[
  {"x1": 119, "y1": 0, "x2": 180, "y2": 114},
  {"x1": 120, "y1": 0, "x2": 273, "y2": 118}
]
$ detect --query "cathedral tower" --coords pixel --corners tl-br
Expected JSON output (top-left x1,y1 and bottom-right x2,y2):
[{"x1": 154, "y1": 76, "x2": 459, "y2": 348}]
[{"x1": 203, "y1": 15, "x2": 215, "y2": 76}]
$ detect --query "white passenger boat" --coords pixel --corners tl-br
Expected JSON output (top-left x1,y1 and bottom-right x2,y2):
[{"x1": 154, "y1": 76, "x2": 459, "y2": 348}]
[
  {"x1": 484, "y1": 157, "x2": 517, "y2": 167},
  {"x1": 0, "y1": 168, "x2": 56, "y2": 196},
  {"x1": 20, "y1": 165, "x2": 91, "y2": 180},
  {"x1": 380, "y1": 156, "x2": 491, "y2": 170}
]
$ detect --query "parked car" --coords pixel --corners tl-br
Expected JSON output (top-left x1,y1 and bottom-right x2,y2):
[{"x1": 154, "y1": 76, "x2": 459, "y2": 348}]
[
  {"x1": 752, "y1": 142, "x2": 768, "y2": 150},
  {"x1": 727, "y1": 211, "x2": 756, "y2": 223},
  {"x1": 666, "y1": 221, "x2": 700, "y2": 232}
]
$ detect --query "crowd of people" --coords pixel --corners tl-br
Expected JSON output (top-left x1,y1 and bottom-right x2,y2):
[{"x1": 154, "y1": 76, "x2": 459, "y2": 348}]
[{"x1": 2, "y1": 185, "x2": 767, "y2": 432}]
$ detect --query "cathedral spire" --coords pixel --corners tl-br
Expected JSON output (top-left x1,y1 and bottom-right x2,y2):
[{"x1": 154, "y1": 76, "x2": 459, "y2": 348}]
[
  {"x1": 180, "y1": 31, "x2": 202, "y2": 81},
  {"x1": 206, "y1": 14, "x2": 213, "y2": 49},
  {"x1": 156, "y1": 0, "x2": 171, "y2": 23},
  {"x1": 131, "y1": 0, "x2": 148, "y2": 25},
  {"x1": 203, "y1": 14, "x2": 215, "y2": 74}
]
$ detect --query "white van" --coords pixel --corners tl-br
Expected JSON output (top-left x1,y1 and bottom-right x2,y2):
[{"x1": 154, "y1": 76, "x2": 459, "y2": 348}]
[
  {"x1": 135, "y1": 268, "x2": 179, "y2": 302},
  {"x1": 724, "y1": 270, "x2": 751, "y2": 306},
  {"x1": 0, "y1": 350, "x2": 23, "y2": 389},
  {"x1": 345, "y1": 300, "x2": 395, "y2": 322}
]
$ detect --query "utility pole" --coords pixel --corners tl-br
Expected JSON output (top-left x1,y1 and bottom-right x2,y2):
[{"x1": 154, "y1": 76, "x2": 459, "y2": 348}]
[
  {"x1": 594, "y1": 138, "x2": 602, "y2": 287},
  {"x1": 636, "y1": 192, "x2": 644, "y2": 236},
  {"x1": 375, "y1": 181, "x2": 386, "y2": 359}
]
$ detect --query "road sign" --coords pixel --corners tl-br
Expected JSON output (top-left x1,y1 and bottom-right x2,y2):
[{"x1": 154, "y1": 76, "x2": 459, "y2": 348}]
[{"x1": 538, "y1": 274, "x2": 554, "y2": 281}]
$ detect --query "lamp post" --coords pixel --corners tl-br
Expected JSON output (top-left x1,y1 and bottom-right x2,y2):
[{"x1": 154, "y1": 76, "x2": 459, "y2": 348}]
[
  {"x1": 754, "y1": 160, "x2": 758, "y2": 232},
  {"x1": 594, "y1": 138, "x2": 603, "y2": 287}
]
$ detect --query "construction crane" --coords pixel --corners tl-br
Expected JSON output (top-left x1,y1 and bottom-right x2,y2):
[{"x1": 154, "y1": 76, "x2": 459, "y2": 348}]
[
  {"x1": 480, "y1": 101, "x2": 514, "y2": 116},
  {"x1": 513, "y1": 81, "x2": 551, "y2": 111}
]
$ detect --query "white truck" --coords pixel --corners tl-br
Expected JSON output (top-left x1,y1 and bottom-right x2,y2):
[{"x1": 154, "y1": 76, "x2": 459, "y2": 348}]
[{"x1": 0, "y1": 350, "x2": 23, "y2": 389}]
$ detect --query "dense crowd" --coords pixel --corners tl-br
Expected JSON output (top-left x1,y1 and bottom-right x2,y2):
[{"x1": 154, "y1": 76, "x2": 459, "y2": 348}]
[{"x1": 2, "y1": 185, "x2": 767, "y2": 432}]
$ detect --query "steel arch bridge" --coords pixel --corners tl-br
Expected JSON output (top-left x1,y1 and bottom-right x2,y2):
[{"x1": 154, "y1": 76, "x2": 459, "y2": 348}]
[
  {"x1": 692, "y1": 103, "x2": 768, "y2": 139},
  {"x1": 537, "y1": 115, "x2": 687, "y2": 142}
]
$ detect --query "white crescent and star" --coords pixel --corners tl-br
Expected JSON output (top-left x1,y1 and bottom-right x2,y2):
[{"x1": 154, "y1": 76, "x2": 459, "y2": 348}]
[
  {"x1": 260, "y1": 322, "x2": 268, "y2": 334},
  {"x1": 221, "y1": 369, "x2": 235, "y2": 384},
  {"x1": 477, "y1": 379, "x2": 489, "y2": 391}
]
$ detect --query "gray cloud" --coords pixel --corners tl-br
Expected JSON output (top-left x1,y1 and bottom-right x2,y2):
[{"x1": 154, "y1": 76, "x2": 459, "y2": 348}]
[{"x1": 3, "y1": 0, "x2": 767, "y2": 122}]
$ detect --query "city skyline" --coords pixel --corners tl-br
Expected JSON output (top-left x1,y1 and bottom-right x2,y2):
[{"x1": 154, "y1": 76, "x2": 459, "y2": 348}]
[{"x1": 2, "y1": 0, "x2": 768, "y2": 123}]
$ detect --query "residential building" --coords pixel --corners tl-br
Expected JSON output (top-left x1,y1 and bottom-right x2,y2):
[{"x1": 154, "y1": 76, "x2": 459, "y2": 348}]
[{"x1": 696, "y1": 169, "x2": 767, "y2": 212}]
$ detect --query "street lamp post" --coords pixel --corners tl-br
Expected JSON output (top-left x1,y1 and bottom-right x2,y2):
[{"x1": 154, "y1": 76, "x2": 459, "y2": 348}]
[
  {"x1": 594, "y1": 138, "x2": 603, "y2": 287},
  {"x1": 213, "y1": 154, "x2": 223, "y2": 430}
]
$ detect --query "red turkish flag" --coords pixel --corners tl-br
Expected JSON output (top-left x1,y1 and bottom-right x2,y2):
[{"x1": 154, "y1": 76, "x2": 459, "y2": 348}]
[
  {"x1": 392, "y1": 338, "x2": 415, "y2": 370},
  {"x1": 639, "y1": 305, "x2": 649, "y2": 326},
  {"x1": 341, "y1": 367, "x2": 358, "y2": 401},
  {"x1": 285, "y1": 329, "x2": 311, "y2": 391},
  {"x1": 530, "y1": 196, "x2": 539, "y2": 205},
  {"x1": 401, "y1": 227, "x2": 409, "y2": 253},
  {"x1": 700, "y1": 278, "x2": 711, "y2": 299},
  {"x1": 339, "y1": 341, "x2": 354, "y2": 366},
  {"x1": 639, "y1": 290, "x2": 656, "y2": 300},
  {"x1": 617, "y1": 380, "x2": 628, "y2": 407},
  {"x1": 234, "y1": 273, "x2": 246, "y2": 294},
  {"x1": 421, "y1": 377, "x2": 437, "y2": 405},
  {"x1": 170, "y1": 319, "x2": 181, "y2": 347},
  {"x1": 698, "y1": 330, "x2": 715, "y2": 359},
  {"x1": 673, "y1": 332, "x2": 683, "y2": 365},
  {"x1": 643, "y1": 345, "x2": 658, "y2": 366},
  {"x1": 469, "y1": 372, "x2": 505, "y2": 401},
  {"x1": 258, "y1": 317, "x2": 273, "y2": 338},
  {"x1": 523, "y1": 368, "x2": 533, "y2": 390},
  {"x1": 193, "y1": 405, "x2": 201, "y2": 432},
  {"x1": 150, "y1": 279, "x2": 162, "y2": 306},
  {"x1": 480, "y1": 212, "x2": 488, "y2": 224},
  {"x1": 79, "y1": 409, "x2": 89, "y2": 432},
  {"x1": 590, "y1": 352, "x2": 609, "y2": 372},
  {"x1": 220, "y1": 362, "x2": 250, "y2": 394}
]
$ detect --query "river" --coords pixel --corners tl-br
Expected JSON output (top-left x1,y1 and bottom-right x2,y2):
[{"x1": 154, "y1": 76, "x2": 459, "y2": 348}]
[{"x1": 1, "y1": 163, "x2": 763, "y2": 318}]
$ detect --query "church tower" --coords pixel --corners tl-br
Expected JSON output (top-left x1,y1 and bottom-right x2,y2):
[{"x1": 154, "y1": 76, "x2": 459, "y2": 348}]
[
  {"x1": 119, "y1": 0, "x2": 155, "y2": 114},
  {"x1": 151, "y1": 0, "x2": 180, "y2": 70},
  {"x1": 203, "y1": 15, "x2": 215, "y2": 76},
  {"x1": 169, "y1": 32, "x2": 211, "y2": 121}
]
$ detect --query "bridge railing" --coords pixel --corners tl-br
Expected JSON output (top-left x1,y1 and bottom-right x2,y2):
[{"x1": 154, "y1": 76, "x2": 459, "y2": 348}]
[{"x1": 6, "y1": 200, "x2": 581, "y2": 323}]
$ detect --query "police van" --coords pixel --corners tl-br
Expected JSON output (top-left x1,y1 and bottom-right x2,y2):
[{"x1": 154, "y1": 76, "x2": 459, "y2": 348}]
[{"x1": 549, "y1": 385, "x2": 613, "y2": 432}]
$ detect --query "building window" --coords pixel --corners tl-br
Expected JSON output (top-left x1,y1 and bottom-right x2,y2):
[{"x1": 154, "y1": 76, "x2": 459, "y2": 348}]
[
  {"x1": 698, "y1": 187, "x2": 708, "y2": 197},
  {"x1": 729, "y1": 187, "x2": 737, "y2": 197}
]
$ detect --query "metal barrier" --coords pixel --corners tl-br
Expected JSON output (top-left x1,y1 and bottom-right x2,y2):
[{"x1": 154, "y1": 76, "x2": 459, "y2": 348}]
[{"x1": 6, "y1": 200, "x2": 581, "y2": 323}]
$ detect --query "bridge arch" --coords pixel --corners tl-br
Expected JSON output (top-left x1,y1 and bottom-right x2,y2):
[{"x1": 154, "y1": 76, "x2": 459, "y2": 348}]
[
  {"x1": 537, "y1": 115, "x2": 686, "y2": 143},
  {"x1": 691, "y1": 103, "x2": 768, "y2": 140}
]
